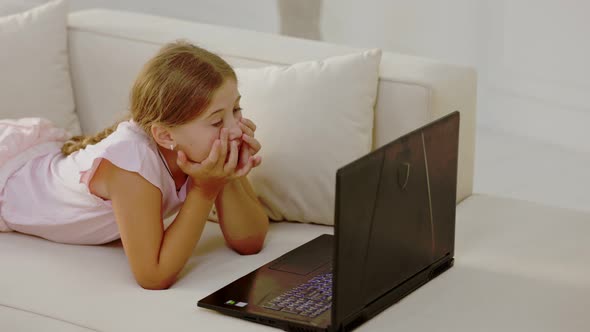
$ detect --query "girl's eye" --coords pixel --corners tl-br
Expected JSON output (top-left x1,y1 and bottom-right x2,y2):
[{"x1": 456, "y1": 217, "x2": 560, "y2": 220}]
[{"x1": 212, "y1": 108, "x2": 242, "y2": 127}]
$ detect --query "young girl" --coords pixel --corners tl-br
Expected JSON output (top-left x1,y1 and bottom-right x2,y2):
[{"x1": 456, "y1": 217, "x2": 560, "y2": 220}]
[{"x1": 0, "y1": 41, "x2": 269, "y2": 290}]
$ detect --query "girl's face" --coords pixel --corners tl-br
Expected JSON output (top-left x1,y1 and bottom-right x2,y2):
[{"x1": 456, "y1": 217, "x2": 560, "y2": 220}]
[{"x1": 171, "y1": 79, "x2": 243, "y2": 163}]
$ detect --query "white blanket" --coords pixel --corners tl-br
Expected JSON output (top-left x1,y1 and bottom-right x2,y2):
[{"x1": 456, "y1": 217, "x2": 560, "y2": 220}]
[{"x1": 0, "y1": 118, "x2": 70, "y2": 232}]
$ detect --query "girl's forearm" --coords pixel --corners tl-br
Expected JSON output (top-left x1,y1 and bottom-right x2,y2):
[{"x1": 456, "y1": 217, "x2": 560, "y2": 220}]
[
  {"x1": 155, "y1": 188, "x2": 215, "y2": 287},
  {"x1": 216, "y1": 177, "x2": 269, "y2": 254}
]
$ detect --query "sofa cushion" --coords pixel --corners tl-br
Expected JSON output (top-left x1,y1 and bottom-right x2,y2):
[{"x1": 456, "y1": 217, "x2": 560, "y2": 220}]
[
  {"x1": 0, "y1": 220, "x2": 333, "y2": 331},
  {"x1": 228, "y1": 49, "x2": 381, "y2": 225},
  {"x1": 1, "y1": 195, "x2": 588, "y2": 331},
  {"x1": 0, "y1": 0, "x2": 80, "y2": 134}
]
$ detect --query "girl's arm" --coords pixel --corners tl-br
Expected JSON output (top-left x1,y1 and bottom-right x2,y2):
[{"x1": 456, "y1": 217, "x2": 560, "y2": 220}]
[
  {"x1": 101, "y1": 159, "x2": 215, "y2": 290},
  {"x1": 215, "y1": 176, "x2": 269, "y2": 255}
]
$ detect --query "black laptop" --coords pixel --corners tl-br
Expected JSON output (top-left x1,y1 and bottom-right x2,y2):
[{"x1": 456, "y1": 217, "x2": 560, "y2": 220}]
[{"x1": 198, "y1": 111, "x2": 460, "y2": 331}]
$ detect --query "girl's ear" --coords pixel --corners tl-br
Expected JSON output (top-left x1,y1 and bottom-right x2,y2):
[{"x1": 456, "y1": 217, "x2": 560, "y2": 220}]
[{"x1": 150, "y1": 123, "x2": 175, "y2": 150}]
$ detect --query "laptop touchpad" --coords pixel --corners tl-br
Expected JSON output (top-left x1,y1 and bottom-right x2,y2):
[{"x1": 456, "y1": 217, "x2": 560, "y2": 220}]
[
  {"x1": 269, "y1": 235, "x2": 333, "y2": 275},
  {"x1": 269, "y1": 251, "x2": 330, "y2": 275}
]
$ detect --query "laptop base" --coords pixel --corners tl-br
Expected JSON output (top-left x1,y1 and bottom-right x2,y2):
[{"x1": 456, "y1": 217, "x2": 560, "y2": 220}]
[{"x1": 337, "y1": 255, "x2": 453, "y2": 332}]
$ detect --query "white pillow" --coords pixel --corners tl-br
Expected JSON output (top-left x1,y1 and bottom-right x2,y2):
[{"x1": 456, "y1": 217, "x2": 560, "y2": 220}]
[
  {"x1": 209, "y1": 49, "x2": 381, "y2": 225},
  {"x1": 0, "y1": 0, "x2": 81, "y2": 134}
]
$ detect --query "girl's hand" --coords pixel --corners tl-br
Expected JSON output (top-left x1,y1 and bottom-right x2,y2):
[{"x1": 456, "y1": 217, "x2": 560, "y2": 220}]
[
  {"x1": 236, "y1": 117, "x2": 262, "y2": 174},
  {"x1": 176, "y1": 128, "x2": 245, "y2": 199}
]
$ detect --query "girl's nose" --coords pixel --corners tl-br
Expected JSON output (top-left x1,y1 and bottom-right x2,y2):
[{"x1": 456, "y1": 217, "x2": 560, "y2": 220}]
[{"x1": 227, "y1": 119, "x2": 243, "y2": 141}]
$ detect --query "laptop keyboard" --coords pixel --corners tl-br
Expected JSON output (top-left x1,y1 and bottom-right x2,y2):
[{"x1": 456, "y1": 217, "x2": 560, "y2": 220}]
[{"x1": 262, "y1": 272, "x2": 332, "y2": 318}]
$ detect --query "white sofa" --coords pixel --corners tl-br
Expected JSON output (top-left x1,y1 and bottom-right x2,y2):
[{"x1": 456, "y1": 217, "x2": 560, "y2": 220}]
[{"x1": 1, "y1": 9, "x2": 589, "y2": 332}]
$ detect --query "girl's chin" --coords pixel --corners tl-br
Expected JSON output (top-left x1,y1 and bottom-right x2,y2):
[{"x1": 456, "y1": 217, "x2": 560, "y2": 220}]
[
  {"x1": 192, "y1": 156, "x2": 207, "y2": 164},
  {"x1": 182, "y1": 152, "x2": 204, "y2": 164}
]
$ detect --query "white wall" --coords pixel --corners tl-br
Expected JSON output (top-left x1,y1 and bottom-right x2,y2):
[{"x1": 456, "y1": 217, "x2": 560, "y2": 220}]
[
  {"x1": 320, "y1": 0, "x2": 590, "y2": 153},
  {"x1": 321, "y1": 0, "x2": 486, "y2": 68},
  {"x1": 479, "y1": 0, "x2": 590, "y2": 154}
]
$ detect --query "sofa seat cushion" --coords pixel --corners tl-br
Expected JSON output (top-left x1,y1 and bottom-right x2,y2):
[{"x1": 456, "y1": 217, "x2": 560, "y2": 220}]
[
  {"x1": 0, "y1": 220, "x2": 333, "y2": 331},
  {"x1": 0, "y1": 305, "x2": 92, "y2": 332},
  {"x1": 1, "y1": 194, "x2": 588, "y2": 331}
]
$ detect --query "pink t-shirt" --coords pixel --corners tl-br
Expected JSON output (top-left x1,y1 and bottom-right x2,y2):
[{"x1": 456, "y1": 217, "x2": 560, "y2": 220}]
[{"x1": 0, "y1": 120, "x2": 189, "y2": 245}]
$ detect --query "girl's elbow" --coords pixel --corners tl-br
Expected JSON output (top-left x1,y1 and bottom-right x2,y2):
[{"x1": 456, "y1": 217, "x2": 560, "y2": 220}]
[
  {"x1": 230, "y1": 234, "x2": 267, "y2": 256},
  {"x1": 138, "y1": 280, "x2": 174, "y2": 290},
  {"x1": 234, "y1": 244, "x2": 263, "y2": 256},
  {"x1": 136, "y1": 273, "x2": 177, "y2": 290}
]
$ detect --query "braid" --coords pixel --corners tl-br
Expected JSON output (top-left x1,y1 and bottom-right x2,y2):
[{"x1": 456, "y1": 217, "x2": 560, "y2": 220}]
[{"x1": 61, "y1": 115, "x2": 131, "y2": 156}]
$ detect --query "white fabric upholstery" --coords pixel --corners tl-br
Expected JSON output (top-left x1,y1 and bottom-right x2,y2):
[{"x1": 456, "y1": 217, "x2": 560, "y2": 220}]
[
  {"x1": 234, "y1": 50, "x2": 381, "y2": 225},
  {"x1": 1, "y1": 194, "x2": 588, "y2": 331},
  {"x1": 0, "y1": 306, "x2": 91, "y2": 332},
  {"x1": 475, "y1": 125, "x2": 590, "y2": 214},
  {"x1": 65, "y1": 9, "x2": 476, "y2": 203},
  {"x1": 0, "y1": 0, "x2": 81, "y2": 134}
]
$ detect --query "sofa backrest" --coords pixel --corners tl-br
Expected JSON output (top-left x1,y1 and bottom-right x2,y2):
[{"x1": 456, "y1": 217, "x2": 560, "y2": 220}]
[{"x1": 67, "y1": 9, "x2": 477, "y2": 202}]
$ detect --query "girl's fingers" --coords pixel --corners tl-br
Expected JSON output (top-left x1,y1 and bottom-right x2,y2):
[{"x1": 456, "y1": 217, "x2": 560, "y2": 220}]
[
  {"x1": 240, "y1": 117, "x2": 257, "y2": 132},
  {"x1": 238, "y1": 141, "x2": 251, "y2": 169},
  {"x1": 238, "y1": 121, "x2": 255, "y2": 137},
  {"x1": 242, "y1": 134, "x2": 261, "y2": 153},
  {"x1": 235, "y1": 156, "x2": 254, "y2": 177},
  {"x1": 253, "y1": 155, "x2": 262, "y2": 167},
  {"x1": 224, "y1": 140, "x2": 239, "y2": 173},
  {"x1": 204, "y1": 140, "x2": 220, "y2": 169},
  {"x1": 217, "y1": 128, "x2": 229, "y2": 169}
]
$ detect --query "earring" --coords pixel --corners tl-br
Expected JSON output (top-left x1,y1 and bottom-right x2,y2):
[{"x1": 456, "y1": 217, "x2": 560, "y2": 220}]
[{"x1": 170, "y1": 144, "x2": 174, "y2": 151}]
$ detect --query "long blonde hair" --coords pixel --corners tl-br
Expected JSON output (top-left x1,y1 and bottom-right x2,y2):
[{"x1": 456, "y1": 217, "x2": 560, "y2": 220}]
[{"x1": 62, "y1": 40, "x2": 237, "y2": 156}]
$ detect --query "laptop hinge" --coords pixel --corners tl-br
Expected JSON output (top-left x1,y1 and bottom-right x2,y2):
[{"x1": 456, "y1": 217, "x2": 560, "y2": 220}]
[
  {"x1": 339, "y1": 311, "x2": 368, "y2": 332},
  {"x1": 338, "y1": 254, "x2": 453, "y2": 331}
]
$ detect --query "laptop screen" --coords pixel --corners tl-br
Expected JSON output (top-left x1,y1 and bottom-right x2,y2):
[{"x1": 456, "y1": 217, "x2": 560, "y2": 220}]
[{"x1": 332, "y1": 112, "x2": 460, "y2": 328}]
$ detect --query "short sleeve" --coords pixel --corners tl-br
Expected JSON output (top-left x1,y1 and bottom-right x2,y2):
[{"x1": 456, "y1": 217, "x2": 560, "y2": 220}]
[{"x1": 77, "y1": 130, "x2": 165, "y2": 195}]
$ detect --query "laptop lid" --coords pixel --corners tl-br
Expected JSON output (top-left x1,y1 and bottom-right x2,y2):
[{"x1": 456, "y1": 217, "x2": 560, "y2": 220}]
[{"x1": 332, "y1": 111, "x2": 459, "y2": 330}]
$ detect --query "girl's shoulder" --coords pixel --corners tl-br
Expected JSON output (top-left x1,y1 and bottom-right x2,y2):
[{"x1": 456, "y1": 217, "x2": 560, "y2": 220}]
[
  {"x1": 79, "y1": 120, "x2": 156, "y2": 162},
  {"x1": 88, "y1": 155, "x2": 161, "y2": 202},
  {"x1": 75, "y1": 120, "x2": 166, "y2": 197}
]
